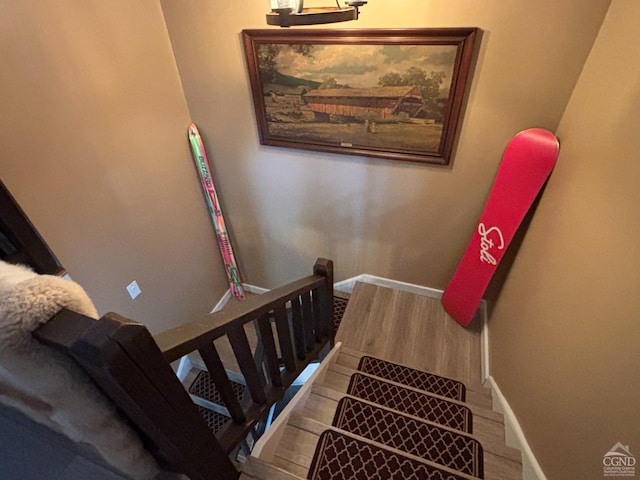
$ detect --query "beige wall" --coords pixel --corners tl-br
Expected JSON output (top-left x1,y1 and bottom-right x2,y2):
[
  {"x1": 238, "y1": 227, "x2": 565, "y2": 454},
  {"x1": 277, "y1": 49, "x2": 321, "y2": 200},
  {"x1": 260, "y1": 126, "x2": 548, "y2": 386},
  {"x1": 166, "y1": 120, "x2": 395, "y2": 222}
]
[
  {"x1": 0, "y1": 1, "x2": 229, "y2": 333},
  {"x1": 489, "y1": 1, "x2": 640, "y2": 478},
  {"x1": 160, "y1": 0, "x2": 610, "y2": 289}
]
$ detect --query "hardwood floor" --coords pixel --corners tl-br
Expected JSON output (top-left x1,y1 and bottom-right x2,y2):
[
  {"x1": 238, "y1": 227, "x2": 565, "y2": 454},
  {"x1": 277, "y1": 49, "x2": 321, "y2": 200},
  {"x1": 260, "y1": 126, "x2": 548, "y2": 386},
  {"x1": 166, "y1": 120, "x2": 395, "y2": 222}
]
[{"x1": 335, "y1": 282, "x2": 483, "y2": 388}]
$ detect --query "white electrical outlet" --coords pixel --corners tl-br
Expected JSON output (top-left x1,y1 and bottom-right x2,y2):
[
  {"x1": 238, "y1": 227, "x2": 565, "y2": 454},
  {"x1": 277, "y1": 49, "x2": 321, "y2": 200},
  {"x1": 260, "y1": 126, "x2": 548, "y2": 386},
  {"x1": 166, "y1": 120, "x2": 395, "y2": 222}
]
[{"x1": 126, "y1": 280, "x2": 142, "y2": 299}]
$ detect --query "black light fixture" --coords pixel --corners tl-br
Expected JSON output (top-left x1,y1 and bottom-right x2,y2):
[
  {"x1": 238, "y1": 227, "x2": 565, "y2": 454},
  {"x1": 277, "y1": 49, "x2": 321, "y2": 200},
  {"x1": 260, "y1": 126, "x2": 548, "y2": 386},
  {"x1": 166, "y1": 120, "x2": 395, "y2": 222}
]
[{"x1": 267, "y1": 0, "x2": 368, "y2": 27}]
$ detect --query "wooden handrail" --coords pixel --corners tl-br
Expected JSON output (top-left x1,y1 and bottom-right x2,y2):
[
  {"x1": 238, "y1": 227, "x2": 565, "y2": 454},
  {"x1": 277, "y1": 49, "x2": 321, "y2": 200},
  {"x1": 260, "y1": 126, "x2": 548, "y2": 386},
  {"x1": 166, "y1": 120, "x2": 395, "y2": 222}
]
[
  {"x1": 155, "y1": 274, "x2": 325, "y2": 362},
  {"x1": 31, "y1": 258, "x2": 334, "y2": 480}
]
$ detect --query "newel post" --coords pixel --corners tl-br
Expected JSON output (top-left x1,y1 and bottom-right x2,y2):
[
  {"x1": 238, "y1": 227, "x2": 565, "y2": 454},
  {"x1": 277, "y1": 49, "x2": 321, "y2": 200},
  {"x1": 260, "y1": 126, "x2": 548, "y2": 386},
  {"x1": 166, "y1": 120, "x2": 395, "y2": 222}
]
[{"x1": 313, "y1": 258, "x2": 334, "y2": 340}]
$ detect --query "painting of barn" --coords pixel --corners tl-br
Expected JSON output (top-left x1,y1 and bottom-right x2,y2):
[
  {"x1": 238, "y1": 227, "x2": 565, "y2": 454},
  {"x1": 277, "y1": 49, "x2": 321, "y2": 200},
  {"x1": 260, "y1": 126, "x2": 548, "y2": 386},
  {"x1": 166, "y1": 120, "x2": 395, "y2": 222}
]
[
  {"x1": 242, "y1": 29, "x2": 478, "y2": 164},
  {"x1": 303, "y1": 86, "x2": 425, "y2": 122}
]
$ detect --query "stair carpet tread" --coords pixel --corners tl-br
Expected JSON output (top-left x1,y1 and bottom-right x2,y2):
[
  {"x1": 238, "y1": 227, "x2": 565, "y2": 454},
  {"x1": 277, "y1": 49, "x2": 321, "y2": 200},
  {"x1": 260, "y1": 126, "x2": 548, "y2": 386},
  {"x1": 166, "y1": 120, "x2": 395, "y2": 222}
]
[
  {"x1": 325, "y1": 363, "x2": 502, "y2": 424},
  {"x1": 337, "y1": 346, "x2": 492, "y2": 405},
  {"x1": 303, "y1": 385, "x2": 521, "y2": 463},
  {"x1": 270, "y1": 424, "x2": 514, "y2": 479},
  {"x1": 331, "y1": 396, "x2": 484, "y2": 476},
  {"x1": 247, "y1": 346, "x2": 522, "y2": 479},
  {"x1": 295, "y1": 407, "x2": 484, "y2": 478},
  {"x1": 355, "y1": 353, "x2": 467, "y2": 401},
  {"x1": 339, "y1": 344, "x2": 492, "y2": 391},
  {"x1": 276, "y1": 422, "x2": 482, "y2": 480},
  {"x1": 311, "y1": 380, "x2": 507, "y2": 452},
  {"x1": 288, "y1": 414, "x2": 521, "y2": 480},
  {"x1": 344, "y1": 371, "x2": 474, "y2": 433},
  {"x1": 333, "y1": 356, "x2": 493, "y2": 411}
]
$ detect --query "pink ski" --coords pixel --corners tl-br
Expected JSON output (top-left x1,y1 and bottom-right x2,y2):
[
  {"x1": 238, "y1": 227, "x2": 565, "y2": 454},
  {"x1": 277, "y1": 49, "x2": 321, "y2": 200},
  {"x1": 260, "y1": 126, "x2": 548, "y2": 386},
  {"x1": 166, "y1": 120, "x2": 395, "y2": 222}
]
[
  {"x1": 188, "y1": 123, "x2": 245, "y2": 299},
  {"x1": 442, "y1": 128, "x2": 559, "y2": 326}
]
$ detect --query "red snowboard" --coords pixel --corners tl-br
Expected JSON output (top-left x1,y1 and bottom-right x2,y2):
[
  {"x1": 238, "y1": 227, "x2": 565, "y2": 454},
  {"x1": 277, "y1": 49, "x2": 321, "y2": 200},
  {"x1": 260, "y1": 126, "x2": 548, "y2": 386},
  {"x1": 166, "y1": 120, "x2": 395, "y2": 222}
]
[{"x1": 441, "y1": 128, "x2": 559, "y2": 327}]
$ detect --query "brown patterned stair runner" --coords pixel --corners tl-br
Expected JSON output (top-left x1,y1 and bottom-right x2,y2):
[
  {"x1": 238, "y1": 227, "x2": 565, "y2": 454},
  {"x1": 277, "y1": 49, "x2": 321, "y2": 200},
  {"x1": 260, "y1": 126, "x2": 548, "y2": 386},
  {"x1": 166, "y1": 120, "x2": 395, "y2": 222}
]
[
  {"x1": 189, "y1": 370, "x2": 247, "y2": 406},
  {"x1": 333, "y1": 296, "x2": 349, "y2": 333},
  {"x1": 188, "y1": 370, "x2": 247, "y2": 434},
  {"x1": 195, "y1": 405, "x2": 232, "y2": 434},
  {"x1": 307, "y1": 429, "x2": 472, "y2": 480},
  {"x1": 332, "y1": 397, "x2": 484, "y2": 478},
  {"x1": 347, "y1": 373, "x2": 473, "y2": 433},
  {"x1": 358, "y1": 356, "x2": 466, "y2": 401}
]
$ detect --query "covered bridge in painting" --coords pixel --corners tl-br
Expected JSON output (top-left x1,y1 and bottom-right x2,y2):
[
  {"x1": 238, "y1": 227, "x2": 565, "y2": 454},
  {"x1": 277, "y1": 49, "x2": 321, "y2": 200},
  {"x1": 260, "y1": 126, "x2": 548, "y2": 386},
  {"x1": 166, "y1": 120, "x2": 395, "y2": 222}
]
[{"x1": 303, "y1": 86, "x2": 425, "y2": 121}]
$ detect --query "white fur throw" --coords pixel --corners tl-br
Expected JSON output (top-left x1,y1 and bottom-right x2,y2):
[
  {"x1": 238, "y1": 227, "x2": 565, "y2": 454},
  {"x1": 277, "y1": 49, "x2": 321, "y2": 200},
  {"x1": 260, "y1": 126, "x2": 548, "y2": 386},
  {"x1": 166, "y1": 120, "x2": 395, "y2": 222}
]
[{"x1": 0, "y1": 261, "x2": 162, "y2": 479}]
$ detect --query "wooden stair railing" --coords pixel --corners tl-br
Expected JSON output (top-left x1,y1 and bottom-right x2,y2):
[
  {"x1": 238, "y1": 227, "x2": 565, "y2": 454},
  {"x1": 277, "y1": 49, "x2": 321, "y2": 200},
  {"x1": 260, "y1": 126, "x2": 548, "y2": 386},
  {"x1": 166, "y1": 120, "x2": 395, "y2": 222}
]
[
  {"x1": 33, "y1": 258, "x2": 334, "y2": 480},
  {"x1": 157, "y1": 258, "x2": 334, "y2": 452}
]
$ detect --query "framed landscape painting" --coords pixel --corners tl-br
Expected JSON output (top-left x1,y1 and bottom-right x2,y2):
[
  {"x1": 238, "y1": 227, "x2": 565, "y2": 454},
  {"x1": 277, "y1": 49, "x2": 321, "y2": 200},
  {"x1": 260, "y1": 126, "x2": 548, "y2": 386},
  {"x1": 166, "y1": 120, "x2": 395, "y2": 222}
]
[{"x1": 242, "y1": 28, "x2": 478, "y2": 165}]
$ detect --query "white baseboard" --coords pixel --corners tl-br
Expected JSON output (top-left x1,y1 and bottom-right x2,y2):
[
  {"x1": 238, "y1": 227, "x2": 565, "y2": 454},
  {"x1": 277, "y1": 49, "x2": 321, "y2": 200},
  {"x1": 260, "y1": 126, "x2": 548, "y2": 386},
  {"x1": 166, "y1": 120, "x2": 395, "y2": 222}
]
[
  {"x1": 333, "y1": 275, "x2": 363, "y2": 293},
  {"x1": 480, "y1": 300, "x2": 490, "y2": 383},
  {"x1": 212, "y1": 274, "x2": 444, "y2": 302},
  {"x1": 209, "y1": 283, "x2": 269, "y2": 314},
  {"x1": 486, "y1": 376, "x2": 546, "y2": 480},
  {"x1": 211, "y1": 289, "x2": 233, "y2": 313},
  {"x1": 243, "y1": 283, "x2": 269, "y2": 295},
  {"x1": 334, "y1": 274, "x2": 445, "y2": 298},
  {"x1": 361, "y1": 274, "x2": 446, "y2": 298}
]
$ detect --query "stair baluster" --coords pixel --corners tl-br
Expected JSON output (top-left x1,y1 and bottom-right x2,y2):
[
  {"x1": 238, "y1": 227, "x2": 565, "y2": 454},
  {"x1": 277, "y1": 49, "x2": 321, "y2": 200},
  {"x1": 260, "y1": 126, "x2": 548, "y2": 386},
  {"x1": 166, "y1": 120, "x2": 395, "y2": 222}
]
[
  {"x1": 301, "y1": 291, "x2": 315, "y2": 351},
  {"x1": 313, "y1": 257, "x2": 334, "y2": 340},
  {"x1": 290, "y1": 296, "x2": 306, "y2": 360},
  {"x1": 256, "y1": 313, "x2": 283, "y2": 387},
  {"x1": 228, "y1": 325, "x2": 268, "y2": 405},
  {"x1": 274, "y1": 304, "x2": 296, "y2": 372},
  {"x1": 198, "y1": 343, "x2": 247, "y2": 424}
]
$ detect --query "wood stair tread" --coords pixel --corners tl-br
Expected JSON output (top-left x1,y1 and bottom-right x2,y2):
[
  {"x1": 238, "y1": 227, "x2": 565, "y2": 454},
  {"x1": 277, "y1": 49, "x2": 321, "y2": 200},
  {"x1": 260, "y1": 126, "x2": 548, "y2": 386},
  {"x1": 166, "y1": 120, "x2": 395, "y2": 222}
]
[
  {"x1": 243, "y1": 455, "x2": 305, "y2": 480},
  {"x1": 323, "y1": 364, "x2": 502, "y2": 424},
  {"x1": 249, "y1": 360, "x2": 522, "y2": 480},
  {"x1": 270, "y1": 456, "x2": 309, "y2": 479},
  {"x1": 334, "y1": 353, "x2": 493, "y2": 409},
  {"x1": 302, "y1": 386, "x2": 520, "y2": 463},
  {"x1": 334, "y1": 283, "x2": 483, "y2": 387},
  {"x1": 337, "y1": 346, "x2": 492, "y2": 402},
  {"x1": 290, "y1": 412, "x2": 520, "y2": 479},
  {"x1": 292, "y1": 408, "x2": 485, "y2": 477},
  {"x1": 275, "y1": 422, "x2": 483, "y2": 480},
  {"x1": 310, "y1": 382, "x2": 506, "y2": 448}
]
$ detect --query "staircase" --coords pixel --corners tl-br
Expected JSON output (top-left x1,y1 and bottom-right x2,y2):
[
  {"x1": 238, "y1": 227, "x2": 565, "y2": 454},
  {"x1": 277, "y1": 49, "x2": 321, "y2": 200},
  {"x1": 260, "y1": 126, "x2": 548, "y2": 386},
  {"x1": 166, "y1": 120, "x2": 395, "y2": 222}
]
[
  {"x1": 3, "y1": 169, "x2": 524, "y2": 479},
  {"x1": 238, "y1": 282, "x2": 523, "y2": 480},
  {"x1": 30, "y1": 255, "x2": 523, "y2": 479}
]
